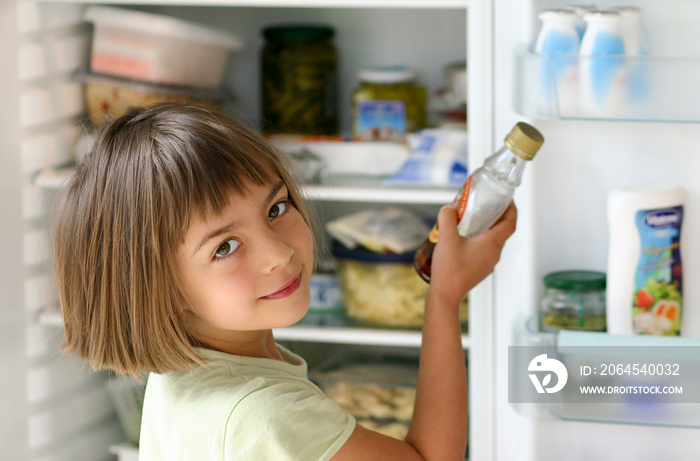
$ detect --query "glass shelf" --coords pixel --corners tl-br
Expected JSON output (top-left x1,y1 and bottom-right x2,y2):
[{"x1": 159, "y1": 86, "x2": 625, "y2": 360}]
[
  {"x1": 35, "y1": 166, "x2": 458, "y2": 204},
  {"x1": 511, "y1": 313, "x2": 700, "y2": 428},
  {"x1": 512, "y1": 43, "x2": 700, "y2": 123},
  {"x1": 38, "y1": 309, "x2": 470, "y2": 349}
]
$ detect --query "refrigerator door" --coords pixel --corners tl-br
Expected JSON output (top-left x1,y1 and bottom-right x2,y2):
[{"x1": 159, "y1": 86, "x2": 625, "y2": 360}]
[{"x1": 486, "y1": 0, "x2": 700, "y2": 459}]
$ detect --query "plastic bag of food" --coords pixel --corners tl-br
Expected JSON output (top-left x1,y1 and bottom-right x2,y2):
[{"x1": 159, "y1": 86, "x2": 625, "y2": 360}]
[
  {"x1": 384, "y1": 127, "x2": 468, "y2": 187},
  {"x1": 325, "y1": 207, "x2": 430, "y2": 254}
]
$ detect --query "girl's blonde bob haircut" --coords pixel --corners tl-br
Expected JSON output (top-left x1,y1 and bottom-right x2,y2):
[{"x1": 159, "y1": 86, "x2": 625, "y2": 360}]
[{"x1": 53, "y1": 104, "x2": 311, "y2": 377}]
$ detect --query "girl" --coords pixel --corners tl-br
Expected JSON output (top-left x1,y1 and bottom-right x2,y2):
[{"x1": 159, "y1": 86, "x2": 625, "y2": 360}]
[{"x1": 53, "y1": 104, "x2": 516, "y2": 460}]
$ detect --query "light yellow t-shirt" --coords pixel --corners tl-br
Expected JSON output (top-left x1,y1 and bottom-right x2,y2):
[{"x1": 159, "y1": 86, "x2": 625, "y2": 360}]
[{"x1": 139, "y1": 345, "x2": 356, "y2": 461}]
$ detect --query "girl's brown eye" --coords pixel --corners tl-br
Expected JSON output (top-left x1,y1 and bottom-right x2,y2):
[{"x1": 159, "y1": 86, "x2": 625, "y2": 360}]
[
  {"x1": 214, "y1": 239, "x2": 240, "y2": 259},
  {"x1": 269, "y1": 201, "x2": 289, "y2": 220}
]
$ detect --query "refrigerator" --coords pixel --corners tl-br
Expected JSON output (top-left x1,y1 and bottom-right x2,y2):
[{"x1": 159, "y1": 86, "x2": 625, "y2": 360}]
[{"x1": 1, "y1": 0, "x2": 699, "y2": 460}]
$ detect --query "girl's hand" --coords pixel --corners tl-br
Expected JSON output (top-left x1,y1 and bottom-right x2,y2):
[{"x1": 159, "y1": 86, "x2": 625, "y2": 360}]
[{"x1": 427, "y1": 202, "x2": 517, "y2": 307}]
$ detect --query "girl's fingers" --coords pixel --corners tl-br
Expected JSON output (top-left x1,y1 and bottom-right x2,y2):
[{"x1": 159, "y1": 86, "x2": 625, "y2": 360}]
[{"x1": 435, "y1": 204, "x2": 459, "y2": 241}]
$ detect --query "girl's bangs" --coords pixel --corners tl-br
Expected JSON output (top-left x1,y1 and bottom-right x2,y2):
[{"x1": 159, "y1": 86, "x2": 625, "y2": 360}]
[{"x1": 186, "y1": 137, "x2": 283, "y2": 218}]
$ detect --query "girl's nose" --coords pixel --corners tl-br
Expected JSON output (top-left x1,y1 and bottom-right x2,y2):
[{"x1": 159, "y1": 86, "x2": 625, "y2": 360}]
[{"x1": 258, "y1": 231, "x2": 294, "y2": 273}]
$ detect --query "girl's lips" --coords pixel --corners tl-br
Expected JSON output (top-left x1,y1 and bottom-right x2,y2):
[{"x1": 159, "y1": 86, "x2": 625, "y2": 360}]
[{"x1": 262, "y1": 272, "x2": 302, "y2": 300}]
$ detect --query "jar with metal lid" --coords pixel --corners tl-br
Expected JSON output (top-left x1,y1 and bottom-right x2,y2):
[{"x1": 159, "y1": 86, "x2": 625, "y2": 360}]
[
  {"x1": 540, "y1": 270, "x2": 607, "y2": 332},
  {"x1": 261, "y1": 25, "x2": 338, "y2": 135},
  {"x1": 352, "y1": 67, "x2": 427, "y2": 141}
]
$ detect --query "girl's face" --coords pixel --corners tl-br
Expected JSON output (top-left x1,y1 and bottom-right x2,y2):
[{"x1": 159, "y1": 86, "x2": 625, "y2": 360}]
[{"x1": 175, "y1": 177, "x2": 313, "y2": 349}]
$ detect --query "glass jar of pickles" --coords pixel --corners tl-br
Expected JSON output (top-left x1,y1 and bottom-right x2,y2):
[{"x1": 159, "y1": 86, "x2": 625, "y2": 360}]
[
  {"x1": 261, "y1": 25, "x2": 338, "y2": 135},
  {"x1": 539, "y1": 270, "x2": 607, "y2": 332},
  {"x1": 352, "y1": 67, "x2": 427, "y2": 141}
]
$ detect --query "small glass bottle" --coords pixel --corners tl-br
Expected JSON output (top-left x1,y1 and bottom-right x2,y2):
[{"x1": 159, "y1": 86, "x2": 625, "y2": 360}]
[
  {"x1": 540, "y1": 270, "x2": 607, "y2": 332},
  {"x1": 414, "y1": 122, "x2": 544, "y2": 283}
]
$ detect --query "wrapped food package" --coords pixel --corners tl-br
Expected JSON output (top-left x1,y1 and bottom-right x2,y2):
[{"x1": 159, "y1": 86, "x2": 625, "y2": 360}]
[{"x1": 332, "y1": 242, "x2": 468, "y2": 329}]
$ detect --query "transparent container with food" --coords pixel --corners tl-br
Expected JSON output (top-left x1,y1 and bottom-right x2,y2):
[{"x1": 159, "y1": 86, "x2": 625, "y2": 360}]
[
  {"x1": 352, "y1": 66, "x2": 427, "y2": 141},
  {"x1": 539, "y1": 270, "x2": 607, "y2": 332},
  {"x1": 261, "y1": 25, "x2": 338, "y2": 135},
  {"x1": 84, "y1": 5, "x2": 243, "y2": 89},
  {"x1": 331, "y1": 242, "x2": 468, "y2": 329},
  {"x1": 311, "y1": 354, "x2": 419, "y2": 440},
  {"x1": 83, "y1": 72, "x2": 228, "y2": 127}
]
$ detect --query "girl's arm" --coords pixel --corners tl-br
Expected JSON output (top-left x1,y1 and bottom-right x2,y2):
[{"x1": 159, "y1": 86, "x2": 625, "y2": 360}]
[{"x1": 332, "y1": 202, "x2": 517, "y2": 461}]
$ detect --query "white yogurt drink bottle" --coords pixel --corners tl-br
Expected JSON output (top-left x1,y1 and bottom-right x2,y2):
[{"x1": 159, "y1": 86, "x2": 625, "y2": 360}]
[
  {"x1": 579, "y1": 9, "x2": 627, "y2": 117},
  {"x1": 612, "y1": 6, "x2": 648, "y2": 104},
  {"x1": 563, "y1": 4, "x2": 597, "y2": 39},
  {"x1": 534, "y1": 9, "x2": 581, "y2": 116},
  {"x1": 612, "y1": 6, "x2": 647, "y2": 56}
]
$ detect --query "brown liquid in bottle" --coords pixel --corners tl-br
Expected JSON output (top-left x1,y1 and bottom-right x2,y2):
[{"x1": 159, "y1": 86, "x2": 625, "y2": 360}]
[
  {"x1": 414, "y1": 224, "x2": 439, "y2": 283},
  {"x1": 413, "y1": 238, "x2": 435, "y2": 283}
]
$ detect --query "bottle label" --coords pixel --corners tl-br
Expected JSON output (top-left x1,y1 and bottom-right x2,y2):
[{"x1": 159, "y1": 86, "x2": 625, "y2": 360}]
[
  {"x1": 455, "y1": 176, "x2": 472, "y2": 222},
  {"x1": 356, "y1": 100, "x2": 406, "y2": 141},
  {"x1": 428, "y1": 176, "x2": 472, "y2": 243},
  {"x1": 632, "y1": 205, "x2": 683, "y2": 335}
]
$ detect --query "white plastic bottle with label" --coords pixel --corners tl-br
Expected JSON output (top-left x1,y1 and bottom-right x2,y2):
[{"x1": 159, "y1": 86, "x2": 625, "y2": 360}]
[
  {"x1": 612, "y1": 6, "x2": 648, "y2": 104},
  {"x1": 606, "y1": 186, "x2": 685, "y2": 336},
  {"x1": 534, "y1": 9, "x2": 580, "y2": 116},
  {"x1": 579, "y1": 10, "x2": 627, "y2": 117}
]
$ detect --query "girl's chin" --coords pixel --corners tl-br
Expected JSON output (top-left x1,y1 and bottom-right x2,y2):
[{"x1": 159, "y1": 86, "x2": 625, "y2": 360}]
[{"x1": 283, "y1": 295, "x2": 311, "y2": 326}]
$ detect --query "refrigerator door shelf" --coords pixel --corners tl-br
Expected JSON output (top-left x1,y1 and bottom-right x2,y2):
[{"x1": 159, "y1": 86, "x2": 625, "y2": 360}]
[
  {"x1": 510, "y1": 313, "x2": 700, "y2": 428},
  {"x1": 512, "y1": 43, "x2": 700, "y2": 123}
]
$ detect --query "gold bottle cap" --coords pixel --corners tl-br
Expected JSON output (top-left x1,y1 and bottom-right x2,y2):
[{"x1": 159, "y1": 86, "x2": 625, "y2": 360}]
[{"x1": 504, "y1": 122, "x2": 544, "y2": 161}]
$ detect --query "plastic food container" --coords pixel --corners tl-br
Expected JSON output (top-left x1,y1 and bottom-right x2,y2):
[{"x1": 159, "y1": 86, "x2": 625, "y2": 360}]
[
  {"x1": 311, "y1": 355, "x2": 419, "y2": 440},
  {"x1": 84, "y1": 6, "x2": 243, "y2": 89},
  {"x1": 83, "y1": 73, "x2": 227, "y2": 127},
  {"x1": 332, "y1": 242, "x2": 468, "y2": 329}
]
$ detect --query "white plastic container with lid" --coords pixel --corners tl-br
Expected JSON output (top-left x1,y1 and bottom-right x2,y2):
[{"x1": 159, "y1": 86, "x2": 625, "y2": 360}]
[
  {"x1": 606, "y1": 185, "x2": 685, "y2": 336},
  {"x1": 84, "y1": 6, "x2": 243, "y2": 89}
]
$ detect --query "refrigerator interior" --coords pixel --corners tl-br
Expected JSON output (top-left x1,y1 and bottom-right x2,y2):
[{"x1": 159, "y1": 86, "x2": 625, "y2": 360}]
[
  {"x1": 492, "y1": 0, "x2": 700, "y2": 460},
  {"x1": 3, "y1": 2, "x2": 127, "y2": 460},
  {"x1": 5, "y1": 0, "x2": 700, "y2": 459},
  {"x1": 2, "y1": 1, "x2": 468, "y2": 459}
]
